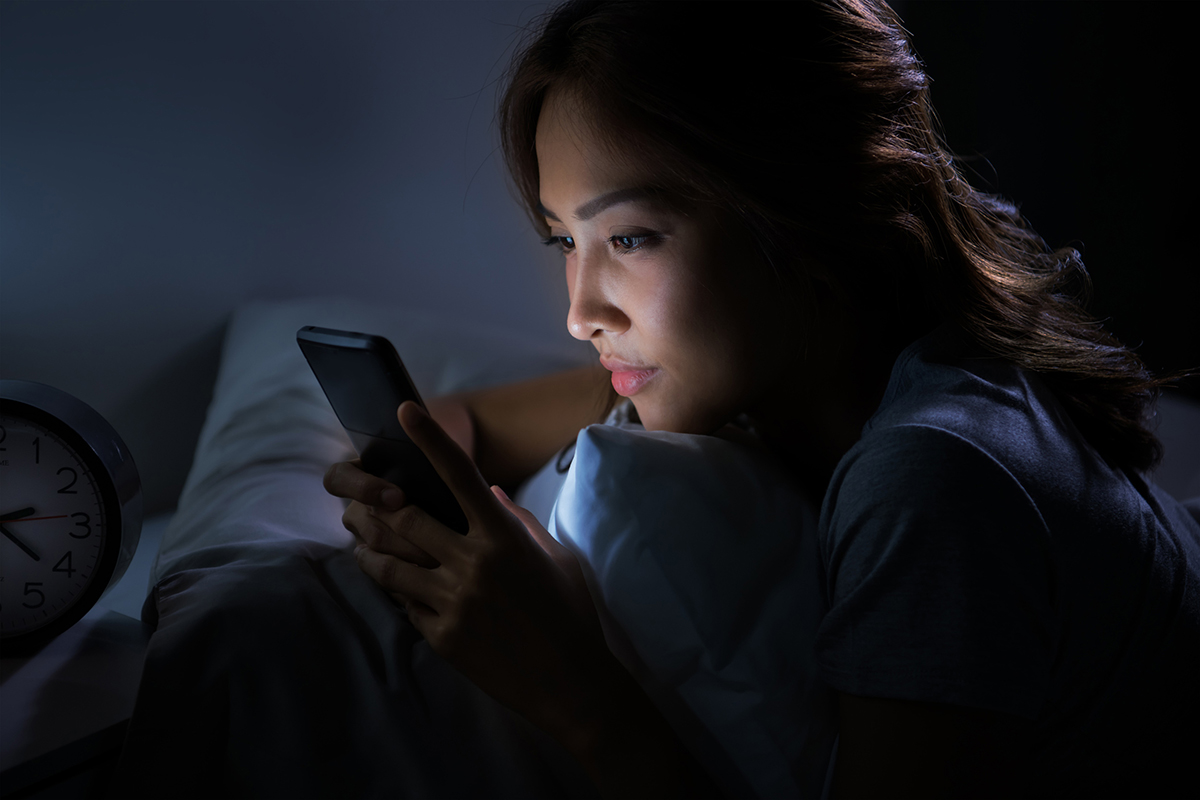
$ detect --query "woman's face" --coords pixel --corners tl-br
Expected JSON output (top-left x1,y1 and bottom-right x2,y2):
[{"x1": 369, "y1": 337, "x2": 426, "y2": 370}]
[{"x1": 535, "y1": 92, "x2": 784, "y2": 434}]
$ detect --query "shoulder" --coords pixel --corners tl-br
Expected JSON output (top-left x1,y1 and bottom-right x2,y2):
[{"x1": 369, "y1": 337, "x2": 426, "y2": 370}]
[
  {"x1": 823, "y1": 421, "x2": 1048, "y2": 538},
  {"x1": 821, "y1": 420, "x2": 1055, "y2": 616},
  {"x1": 816, "y1": 333, "x2": 1200, "y2": 753},
  {"x1": 865, "y1": 330, "x2": 1085, "y2": 471},
  {"x1": 830, "y1": 329, "x2": 1099, "y2": 527},
  {"x1": 814, "y1": 338, "x2": 1066, "y2": 714},
  {"x1": 822, "y1": 330, "x2": 1067, "y2": 557},
  {"x1": 816, "y1": 417, "x2": 1059, "y2": 713}
]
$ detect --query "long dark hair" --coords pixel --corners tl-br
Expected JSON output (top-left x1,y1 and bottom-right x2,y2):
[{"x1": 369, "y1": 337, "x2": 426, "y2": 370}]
[{"x1": 499, "y1": 0, "x2": 1169, "y2": 473}]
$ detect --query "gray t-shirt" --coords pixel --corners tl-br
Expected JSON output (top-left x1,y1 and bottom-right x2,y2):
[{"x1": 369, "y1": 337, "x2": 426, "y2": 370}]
[{"x1": 816, "y1": 329, "x2": 1200, "y2": 796}]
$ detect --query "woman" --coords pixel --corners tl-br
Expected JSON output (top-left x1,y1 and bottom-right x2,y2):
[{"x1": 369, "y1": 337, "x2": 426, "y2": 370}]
[{"x1": 327, "y1": 1, "x2": 1200, "y2": 796}]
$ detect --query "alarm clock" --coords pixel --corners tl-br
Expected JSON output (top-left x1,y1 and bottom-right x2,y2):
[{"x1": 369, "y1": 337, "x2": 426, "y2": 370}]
[{"x1": 0, "y1": 380, "x2": 142, "y2": 652}]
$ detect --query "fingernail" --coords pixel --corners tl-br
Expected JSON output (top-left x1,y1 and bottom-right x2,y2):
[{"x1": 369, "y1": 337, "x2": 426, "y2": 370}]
[
  {"x1": 492, "y1": 485, "x2": 511, "y2": 502},
  {"x1": 382, "y1": 487, "x2": 404, "y2": 510}
]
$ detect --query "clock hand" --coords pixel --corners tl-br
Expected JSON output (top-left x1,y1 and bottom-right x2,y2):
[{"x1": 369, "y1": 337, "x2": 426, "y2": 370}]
[
  {"x1": 1, "y1": 523, "x2": 41, "y2": 561},
  {"x1": 0, "y1": 507, "x2": 36, "y2": 522},
  {"x1": 4, "y1": 515, "x2": 69, "y2": 522}
]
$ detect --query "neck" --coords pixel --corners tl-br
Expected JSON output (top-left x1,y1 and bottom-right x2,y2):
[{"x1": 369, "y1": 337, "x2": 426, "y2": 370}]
[
  {"x1": 751, "y1": 390, "x2": 870, "y2": 503},
  {"x1": 749, "y1": 336, "x2": 896, "y2": 503}
]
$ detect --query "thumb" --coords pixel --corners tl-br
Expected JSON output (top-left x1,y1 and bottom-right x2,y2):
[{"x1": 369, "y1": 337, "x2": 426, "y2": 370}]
[{"x1": 490, "y1": 485, "x2": 565, "y2": 558}]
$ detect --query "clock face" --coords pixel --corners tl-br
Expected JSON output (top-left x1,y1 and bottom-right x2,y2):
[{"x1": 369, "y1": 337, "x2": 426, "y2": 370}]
[{"x1": 1, "y1": 414, "x2": 110, "y2": 638}]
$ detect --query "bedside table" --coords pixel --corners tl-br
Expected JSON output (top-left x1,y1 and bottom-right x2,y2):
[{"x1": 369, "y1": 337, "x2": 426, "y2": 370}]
[
  {"x1": 0, "y1": 609, "x2": 150, "y2": 798},
  {"x1": 0, "y1": 508, "x2": 173, "y2": 800},
  {"x1": 0, "y1": 606, "x2": 150, "y2": 800}
]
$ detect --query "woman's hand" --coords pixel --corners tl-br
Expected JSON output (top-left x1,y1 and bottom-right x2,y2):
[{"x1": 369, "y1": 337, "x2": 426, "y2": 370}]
[
  {"x1": 335, "y1": 402, "x2": 612, "y2": 744},
  {"x1": 423, "y1": 395, "x2": 476, "y2": 462},
  {"x1": 324, "y1": 401, "x2": 710, "y2": 797},
  {"x1": 325, "y1": 396, "x2": 477, "y2": 572}
]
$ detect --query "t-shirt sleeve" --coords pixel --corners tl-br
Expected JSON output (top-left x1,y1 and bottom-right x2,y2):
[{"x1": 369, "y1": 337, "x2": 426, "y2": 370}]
[{"x1": 815, "y1": 424, "x2": 1056, "y2": 719}]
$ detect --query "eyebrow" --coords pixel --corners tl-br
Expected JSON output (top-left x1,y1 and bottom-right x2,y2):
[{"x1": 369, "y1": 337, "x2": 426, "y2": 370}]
[{"x1": 538, "y1": 186, "x2": 666, "y2": 223}]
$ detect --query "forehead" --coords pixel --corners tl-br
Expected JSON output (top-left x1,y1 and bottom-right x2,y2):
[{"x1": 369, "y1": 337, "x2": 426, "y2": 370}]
[{"x1": 535, "y1": 89, "x2": 656, "y2": 198}]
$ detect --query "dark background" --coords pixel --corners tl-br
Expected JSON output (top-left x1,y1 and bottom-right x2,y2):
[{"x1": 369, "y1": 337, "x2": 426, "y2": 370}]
[
  {"x1": 896, "y1": 1, "x2": 1199, "y2": 397},
  {"x1": 2, "y1": 1, "x2": 1197, "y2": 516},
  {"x1": 0, "y1": 1, "x2": 567, "y2": 513}
]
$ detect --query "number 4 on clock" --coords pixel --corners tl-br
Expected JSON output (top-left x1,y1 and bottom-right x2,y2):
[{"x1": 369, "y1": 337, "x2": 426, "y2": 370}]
[{"x1": 53, "y1": 552, "x2": 76, "y2": 577}]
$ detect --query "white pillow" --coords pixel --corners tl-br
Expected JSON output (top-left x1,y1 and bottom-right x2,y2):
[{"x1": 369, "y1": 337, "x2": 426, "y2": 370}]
[
  {"x1": 150, "y1": 297, "x2": 590, "y2": 586},
  {"x1": 549, "y1": 406, "x2": 836, "y2": 799}
]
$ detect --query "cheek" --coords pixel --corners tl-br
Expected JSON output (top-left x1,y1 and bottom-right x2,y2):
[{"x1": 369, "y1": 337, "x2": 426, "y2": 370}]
[
  {"x1": 659, "y1": 279, "x2": 747, "y2": 369},
  {"x1": 648, "y1": 281, "x2": 755, "y2": 420},
  {"x1": 659, "y1": 273, "x2": 772, "y2": 419},
  {"x1": 627, "y1": 273, "x2": 702, "y2": 365}
]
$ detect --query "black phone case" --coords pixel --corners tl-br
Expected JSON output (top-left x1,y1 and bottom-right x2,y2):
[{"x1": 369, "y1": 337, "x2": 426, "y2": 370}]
[{"x1": 296, "y1": 326, "x2": 468, "y2": 534}]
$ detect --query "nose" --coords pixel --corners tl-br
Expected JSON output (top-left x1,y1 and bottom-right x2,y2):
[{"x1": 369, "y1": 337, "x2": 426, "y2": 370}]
[{"x1": 566, "y1": 251, "x2": 630, "y2": 341}]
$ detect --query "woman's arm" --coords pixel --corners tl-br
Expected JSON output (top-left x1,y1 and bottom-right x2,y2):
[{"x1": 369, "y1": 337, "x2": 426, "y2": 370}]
[{"x1": 427, "y1": 364, "x2": 612, "y2": 489}]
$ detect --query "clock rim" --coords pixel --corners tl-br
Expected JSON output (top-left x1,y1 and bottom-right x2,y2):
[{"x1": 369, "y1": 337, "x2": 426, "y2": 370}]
[{"x1": 0, "y1": 382, "x2": 142, "y2": 653}]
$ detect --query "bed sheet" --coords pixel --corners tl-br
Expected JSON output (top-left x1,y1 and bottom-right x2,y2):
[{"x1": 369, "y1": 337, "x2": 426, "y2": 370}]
[{"x1": 89, "y1": 512, "x2": 173, "y2": 622}]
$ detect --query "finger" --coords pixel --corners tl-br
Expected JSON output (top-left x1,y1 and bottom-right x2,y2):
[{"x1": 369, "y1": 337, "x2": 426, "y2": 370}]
[
  {"x1": 490, "y1": 485, "x2": 564, "y2": 558},
  {"x1": 355, "y1": 545, "x2": 444, "y2": 609},
  {"x1": 344, "y1": 501, "x2": 434, "y2": 563},
  {"x1": 372, "y1": 501, "x2": 470, "y2": 568},
  {"x1": 366, "y1": 506, "x2": 441, "y2": 568},
  {"x1": 342, "y1": 501, "x2": 376, "y2": 543},
  {"x1": 324, "y1": 460, "x2": 406, "y2": 511},
  {"x1": 398, "y1": 401, "x2": 496, "y2": 524}
]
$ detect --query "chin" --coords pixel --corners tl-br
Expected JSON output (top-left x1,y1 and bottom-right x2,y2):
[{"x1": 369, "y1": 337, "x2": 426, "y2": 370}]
[
  {"x1": 628, "y1": 400, "x2": 670, "y2": 433},
  {"x1": 632, "y1": 399, "x2": 728, "y2": 436}
]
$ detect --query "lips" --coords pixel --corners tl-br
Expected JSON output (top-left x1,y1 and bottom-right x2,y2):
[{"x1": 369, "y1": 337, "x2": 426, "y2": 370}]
[{"x1": 600, "y1": 355, "x2": 659, "y2": 397}]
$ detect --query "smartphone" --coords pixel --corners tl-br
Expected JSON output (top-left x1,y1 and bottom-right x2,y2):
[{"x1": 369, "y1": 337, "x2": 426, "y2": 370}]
[{"x1": 296, "y1": 326, "x2": 468, "y2": 534}]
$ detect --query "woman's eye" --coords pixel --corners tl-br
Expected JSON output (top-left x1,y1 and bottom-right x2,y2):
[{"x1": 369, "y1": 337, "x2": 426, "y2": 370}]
[
  {"x1": 540, "y1": 233, "x2": 657, "y2": 255},
  {"x1": 609, "y1": 234, "x2": 655, "y2": 252},
  {"x1": 541, "y1": 235, "x2": 576, "y2": 254}
]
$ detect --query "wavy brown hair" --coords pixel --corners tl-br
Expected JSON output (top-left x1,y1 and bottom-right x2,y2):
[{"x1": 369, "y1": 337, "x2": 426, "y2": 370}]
[{"x1": 499, "y1": 0, "x2": 1169, "y2": 473}]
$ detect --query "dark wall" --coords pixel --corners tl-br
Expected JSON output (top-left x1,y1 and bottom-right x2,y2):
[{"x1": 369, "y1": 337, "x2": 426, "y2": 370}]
[
  {"x1": 895, "y1": 1, "x2": 1199, "y2": 398},
  {"x1": 0, "y1": 1, "x2": 567, "y2": 514}
]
